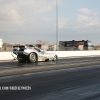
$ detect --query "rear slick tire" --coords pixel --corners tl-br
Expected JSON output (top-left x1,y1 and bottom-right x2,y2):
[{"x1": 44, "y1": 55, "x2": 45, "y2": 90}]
[
  {"x1": 17, "y1": 56, "x2": 26, "y2": 63},
  {"x1": 28, "y1": 53, "x2": 37, "y2": 63}
]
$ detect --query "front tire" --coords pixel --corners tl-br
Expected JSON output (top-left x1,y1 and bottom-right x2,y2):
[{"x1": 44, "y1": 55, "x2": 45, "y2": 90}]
[
  {"x1": 53, "y1": 55, "x2": 58, "y2": 61},
  {"x1": 28, "y1": 53, "x2": 37, "y2": 63}
]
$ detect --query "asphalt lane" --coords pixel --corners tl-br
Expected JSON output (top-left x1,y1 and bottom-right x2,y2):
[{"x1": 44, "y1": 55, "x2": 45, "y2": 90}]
[
  {"x1": 0, "y1": 56, "x2": 100, "y2": 68},
  {"x1": 0, "y1": 64, "x2": 100, "y2": 100}
]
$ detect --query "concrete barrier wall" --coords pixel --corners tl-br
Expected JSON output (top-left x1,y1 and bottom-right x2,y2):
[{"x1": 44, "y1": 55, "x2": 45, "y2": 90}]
[
  {"x1": 46, "y1": 51, "x2": 100, "y2": 57},
  {"x1": 0, "y1": 51, "x2": 100, "y2": 60},
  {"x1": 0, "y1": 52, "x2": 17, "y2": 60}
]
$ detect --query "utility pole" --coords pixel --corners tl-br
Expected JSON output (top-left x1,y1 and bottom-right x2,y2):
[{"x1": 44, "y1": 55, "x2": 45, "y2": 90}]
[{"x1": 56, "y1": 0, "x2": 58, "y2": 51}]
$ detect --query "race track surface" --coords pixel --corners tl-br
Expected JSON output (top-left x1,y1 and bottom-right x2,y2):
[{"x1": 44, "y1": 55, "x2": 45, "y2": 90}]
[
  {"x1": 0, "y1": 57, "x2": 100, "y2": 100},
  {"x1": 0, "y1": 64, "x2": 100, "y2": 100}
]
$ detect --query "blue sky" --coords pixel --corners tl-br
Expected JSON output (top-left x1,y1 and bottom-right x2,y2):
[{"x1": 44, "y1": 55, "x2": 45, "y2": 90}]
[{"x1": 0, "y1": 0, "x2": 100, "y2": 45}]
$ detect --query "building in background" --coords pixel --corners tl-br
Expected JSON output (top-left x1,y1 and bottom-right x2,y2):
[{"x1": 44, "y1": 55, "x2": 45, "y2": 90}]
[
  {"x1": 36, "y1": 40, "x2": 49, "y2": 51},
  {"x1": 1, "y1": 43, "x2": 26, "y2": 52},
  {"x1": 59, "y1": 40, "x2": 92, "y2": 51},
  {"x1": 0, "y1": 39, "x2": 95, "y2": 52}
]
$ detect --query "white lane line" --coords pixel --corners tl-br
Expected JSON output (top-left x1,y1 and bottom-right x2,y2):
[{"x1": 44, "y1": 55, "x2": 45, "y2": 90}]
[
  {"x1": 59, "y1": 59, "x2": 100, "y2": 64},
  {"x1": 59, "y1": 55, "x2": 100, "y2": 59}
]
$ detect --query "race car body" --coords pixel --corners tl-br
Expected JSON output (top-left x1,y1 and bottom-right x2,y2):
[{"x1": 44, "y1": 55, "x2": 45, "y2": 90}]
[{"x1": 12, "y1": 45, "x2": 58, "y2": 63}]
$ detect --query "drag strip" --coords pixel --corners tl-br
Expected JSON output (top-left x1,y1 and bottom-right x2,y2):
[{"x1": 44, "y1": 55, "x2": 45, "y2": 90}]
[
  {"x1": 0, "y1": 56, "x2": 100, "y2": 69},
  {"x1": 0, "y1": 56, "x2": 100, "y2": 77},
  {"x1": 0, "y1": 64, "x2": 100, "y2": 100}
]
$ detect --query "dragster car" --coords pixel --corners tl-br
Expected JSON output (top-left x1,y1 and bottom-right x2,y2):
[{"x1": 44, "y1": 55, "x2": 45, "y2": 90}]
[{"x1": 12, "y1": 45, "x2": 58, "y2": 63}]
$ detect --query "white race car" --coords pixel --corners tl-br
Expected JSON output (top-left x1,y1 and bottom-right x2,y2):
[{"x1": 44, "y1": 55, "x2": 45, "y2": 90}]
[{"x1": 12, "y1": 45, "x2": 58, "y2": 63}]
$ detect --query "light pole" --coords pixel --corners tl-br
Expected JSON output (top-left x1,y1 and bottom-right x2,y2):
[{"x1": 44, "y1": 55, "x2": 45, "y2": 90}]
[{"x1": 56, "y1": 0, "x2": 58, "y2": 51}]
